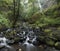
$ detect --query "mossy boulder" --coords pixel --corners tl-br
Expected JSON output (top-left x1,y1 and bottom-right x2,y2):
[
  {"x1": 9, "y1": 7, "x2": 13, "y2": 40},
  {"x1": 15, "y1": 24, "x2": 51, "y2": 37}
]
[
  {"x1": 55, "y1": 42, "x2": 60, "y2": 50},
  {"x1": 14, "y1": 37, "x2": 20, "y2": 43},
  {"x1": 45, "y1": 38, "x2": 55, "y2": 46},
  {"x1": 57, "y1": 26, "x2": 60, "y2": 30}
]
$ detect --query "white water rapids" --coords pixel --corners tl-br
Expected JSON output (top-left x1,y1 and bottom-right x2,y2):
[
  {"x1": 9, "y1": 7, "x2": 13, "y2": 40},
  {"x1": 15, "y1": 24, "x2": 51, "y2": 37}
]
[{"x1": 0, "y1": 37, "x2": 11, "y2": 48}]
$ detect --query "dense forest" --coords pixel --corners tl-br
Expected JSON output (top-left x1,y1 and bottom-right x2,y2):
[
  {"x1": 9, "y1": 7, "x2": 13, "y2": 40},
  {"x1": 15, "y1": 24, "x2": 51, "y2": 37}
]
[{"x1": 0, "y1": 0, "x2": 60, "y2": 51}]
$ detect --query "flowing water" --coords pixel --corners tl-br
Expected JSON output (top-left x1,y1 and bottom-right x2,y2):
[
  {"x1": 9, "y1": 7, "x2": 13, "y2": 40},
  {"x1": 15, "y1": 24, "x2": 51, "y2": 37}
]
[
  {"x1": 0, "y1": 35, "x2": 60, "y2": 51},
  {"x1": 0, "y1": 37, "x2": 16, "y2": 51},
  {"x1": 0, "y1": 37, "x2": 11, "y2": 48},
  {"x1": 19, "y1": 35, "x2": 42, "y2": 51},
  {"x1": 0, "y1": 27, "x2": 60, "y2": 51}
]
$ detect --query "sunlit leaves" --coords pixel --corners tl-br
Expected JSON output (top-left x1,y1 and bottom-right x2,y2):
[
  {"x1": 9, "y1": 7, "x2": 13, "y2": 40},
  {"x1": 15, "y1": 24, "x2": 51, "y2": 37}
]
[{"x1": 0, "y1": 14, "x2": 11, "y2": 27}]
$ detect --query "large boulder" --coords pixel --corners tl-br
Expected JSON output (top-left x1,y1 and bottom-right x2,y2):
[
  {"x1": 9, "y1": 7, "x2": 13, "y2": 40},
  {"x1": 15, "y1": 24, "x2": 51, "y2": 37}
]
[{"x1": 45, "y1": 38, "x2": 55, "y2": 46}]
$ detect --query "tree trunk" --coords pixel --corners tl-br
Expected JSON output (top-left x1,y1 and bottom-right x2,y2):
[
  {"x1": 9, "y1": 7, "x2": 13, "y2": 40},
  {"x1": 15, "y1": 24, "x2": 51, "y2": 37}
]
[{"x1": 13, "y1": 0, "x2": 20, "y2": 28}]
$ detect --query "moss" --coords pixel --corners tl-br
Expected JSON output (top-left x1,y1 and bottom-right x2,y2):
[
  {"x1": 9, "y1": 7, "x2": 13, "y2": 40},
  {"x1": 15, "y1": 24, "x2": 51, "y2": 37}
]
[
  {"x1": 45, "y1": 38, "x2": 55, "y2": 46},
  {"x1": 49, "y1": 33, "x2": 53, "y2": 37},
  {"x1": 14, "y1": 37, "x2": 20, "y2": 42},
  {"x1": 44, "y1": 29, "x2": 52, "y2": 33},
  {"x1": 38, "y1": 36, "x2": 45, "y2": 42},
  {"x1": 55, "y1": 42, "x2": 60, "y2": 49},
  {"x1": 57, "y1": 27, "x2": 60, "y2": 30}
]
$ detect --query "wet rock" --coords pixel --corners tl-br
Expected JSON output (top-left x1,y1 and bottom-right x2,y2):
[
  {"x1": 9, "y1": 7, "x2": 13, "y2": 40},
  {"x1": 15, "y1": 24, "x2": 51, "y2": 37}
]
[
  {"x1": 0, "y1": 47, "x2": 16, "y2": 51},
  {"x1": 28, "y1": 40, "x2": 32, "y2": 43},
  {"x1": 20, "y1": 38, "x2": 26, "y2": 42},
  {"x1": 7, "y1": 39, "x2": 15, "y2": 45},
  {"x1": 0, "y1": 45, "x2": 5, "y2": 49},
  {"x1": 36, "y1": 36, "x2": 45, "y2": 42},
  {"x1": 32, "y1": 40, "x2": 40, "y2": 46},
  {"x1": 0, "y1": 26, "x2": 8, "y2": 32},
  {"x1": 19, "y1": 38, "x2": 25, "y2": 42},
  {"x1": 14, "y1": 37, "x2": 21, "y2": 43},
  {"x1": 0, "y1": 32, "x2": 4, "y2": 37},
  {"x1": 45, "y1": 46, "x2": 59, "y2": 51},
  {"x1": 45, "y1": 38, "x2": 55, "y2": 46},
  {"x1": 6, "y1": 29, "x2": 12, "y2": 33},
  {"x1": 54, "y1": 33, "x2": 60, "y2": 41}
]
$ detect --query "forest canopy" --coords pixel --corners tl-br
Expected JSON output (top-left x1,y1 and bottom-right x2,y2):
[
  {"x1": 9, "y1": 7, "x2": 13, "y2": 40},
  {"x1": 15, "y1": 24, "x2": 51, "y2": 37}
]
[{"x1": 0, "y1": 0, "x2": 59, "y2": 28}]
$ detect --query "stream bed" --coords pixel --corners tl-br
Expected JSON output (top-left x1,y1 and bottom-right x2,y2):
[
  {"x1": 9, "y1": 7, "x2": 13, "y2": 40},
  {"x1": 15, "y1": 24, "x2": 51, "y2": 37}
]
[
  {"x1": 0, "y1": 23, "x2": 60, "y2": 51},
  {"x1": 0, "y1": 35, "x2": 60, "y2": 51}
]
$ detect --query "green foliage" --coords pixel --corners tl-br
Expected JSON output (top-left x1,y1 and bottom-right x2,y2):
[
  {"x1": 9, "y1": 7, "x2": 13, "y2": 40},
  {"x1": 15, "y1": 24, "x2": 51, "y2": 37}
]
[
  {"x1": 0, "y1": 0, "x2": 60, "y2": 28},
  {"x1": 44, "y1": 3, "x2": 60, "y2": 18},
  {"x1": 43, "y1": 3, "x2": 60, "y2": 25},
  {"x1": 28, "y1": 2, "x2": 60, "y2": 27},
  {"x1": 0, "y1": 14, "x2": 11, "y2": 27},
  {"x1": 0, "y1": 0, "x2": 13, "y2": 28}
]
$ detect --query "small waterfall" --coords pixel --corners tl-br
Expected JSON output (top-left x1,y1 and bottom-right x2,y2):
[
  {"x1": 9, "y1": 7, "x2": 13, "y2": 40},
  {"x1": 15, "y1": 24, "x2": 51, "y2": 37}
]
[
  {"x1": 24, "y1": 36, "x2": 29, "y2": 45},
  {"x1": 32, "y1": 36, "x2": 36, "y2": 43},
  {"x1": 23, "y1": 35, "x2": 35, "y2": 51},
  {"x1": 0, "y1": 37, "x2": 11, "y2": 48},
  {"x1": 0, "y1": 37, "x2": 7, "y2": 45},
  {"x1": 23, "y1": 31, "x2": 26, "y2": 35},
  {"x1": 38, "y1": 0, "x2": 42, "y2": 12}
]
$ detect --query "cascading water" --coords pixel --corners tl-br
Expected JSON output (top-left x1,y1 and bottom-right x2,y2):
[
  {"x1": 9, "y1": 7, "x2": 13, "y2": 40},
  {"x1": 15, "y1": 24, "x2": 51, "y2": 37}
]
[
  {"x1": 23, "y1": 35, "x2": 35, "y2": 51},
  {"x1": 32, "y1": 36, "x2": 36, "y2": 43},
  {"x1": 0, "y1": 37, "x2": 11, "y2": 48},
  {"x1": 24, "y1": 36, "x2": 29, "y2": 45},
  {"x1": 38, "y1": 0, "x2": 42, "y2": 12},
  {"x1": 22, "y1": 29, "x2": 40, "y2": 51},
  {"x1": 0, "y1": 28, "x2": 59, "y2": 51}
]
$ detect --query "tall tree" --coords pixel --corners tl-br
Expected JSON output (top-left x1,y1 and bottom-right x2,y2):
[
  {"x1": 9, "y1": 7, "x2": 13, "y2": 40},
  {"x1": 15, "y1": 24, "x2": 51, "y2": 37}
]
[
  {"x1": 13, "y1": 0, "x2": 20, "y2": 28},
  {"x1": 12, "y1": 0, "x2": 15, "y2": 28}
]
